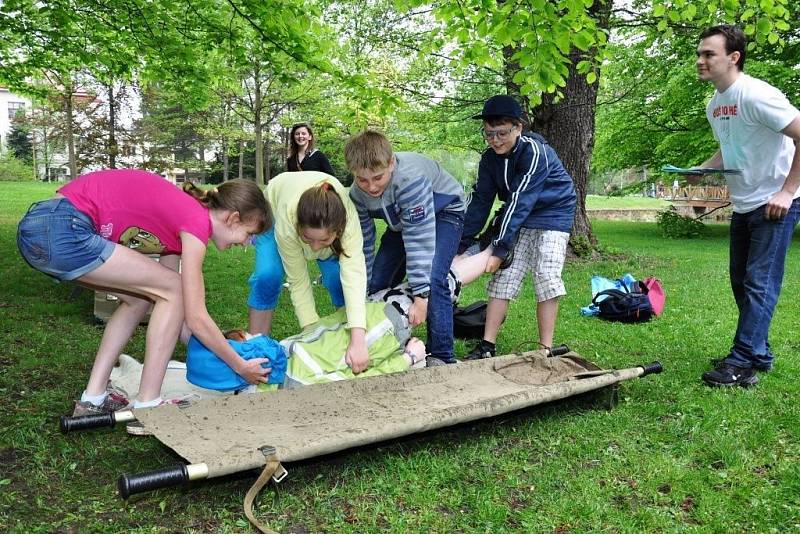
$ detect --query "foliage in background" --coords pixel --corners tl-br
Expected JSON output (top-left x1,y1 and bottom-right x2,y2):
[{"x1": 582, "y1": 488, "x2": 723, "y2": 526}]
[
  {"x1": 0, "y1": 153, "x2": 35, "y2": 181},
  {"x1": 6, "y1": 121, "x2": 32, "y2": 164},
  {"x1": 656, "y1": 207, "x2": 706, "y2": 238},
  {"x1": 1, "y1": 0, "x2": 797, "y2": 197},
  {"x1": 593, "y1": 7, "x2": 800, "y2": 181}
]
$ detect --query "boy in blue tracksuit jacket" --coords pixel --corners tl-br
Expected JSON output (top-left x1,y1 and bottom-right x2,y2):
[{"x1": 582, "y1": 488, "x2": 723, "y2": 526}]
[
  {"x1": 459, "y1": 95, "x2": 576, "y2": 360},
  {"x1": 345, "y1": 130, "x2": 466, "y2": 366}
]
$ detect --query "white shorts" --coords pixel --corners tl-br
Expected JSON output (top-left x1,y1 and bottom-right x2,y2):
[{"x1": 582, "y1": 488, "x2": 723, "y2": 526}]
[{"x1": 487, "y1": 228, "x2": 569, "y2": 302}]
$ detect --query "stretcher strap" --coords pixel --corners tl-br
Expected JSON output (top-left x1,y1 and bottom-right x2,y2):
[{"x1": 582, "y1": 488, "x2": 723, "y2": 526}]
[{"x1": 244, "y1": 455, "x2": 282, "y2": 534}]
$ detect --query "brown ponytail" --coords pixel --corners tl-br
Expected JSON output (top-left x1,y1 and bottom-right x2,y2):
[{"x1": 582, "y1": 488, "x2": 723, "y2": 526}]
[
  {"x1": 296, "y1": 181, "x2": 348, "y2": 257},
  {"x1": 183, "y1": 179, "x2": 272, "y2": 234}
]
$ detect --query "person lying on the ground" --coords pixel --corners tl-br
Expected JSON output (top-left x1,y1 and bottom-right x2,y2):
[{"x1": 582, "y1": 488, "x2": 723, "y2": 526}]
[
  {"x1": 184, "y1": 248, "x2": 495, "y2": 391},
  {"x1": 185, "y1": 303, "x2": 428, "y2": 391}
]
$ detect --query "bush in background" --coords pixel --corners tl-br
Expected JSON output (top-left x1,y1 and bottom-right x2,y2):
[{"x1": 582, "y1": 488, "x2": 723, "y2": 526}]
[
  {"x1": 0, "y1": 153, "x2": 35, "y2": 181},
  {"x1": 656, "y1": 207, "x2": 705, "y2": 238}
]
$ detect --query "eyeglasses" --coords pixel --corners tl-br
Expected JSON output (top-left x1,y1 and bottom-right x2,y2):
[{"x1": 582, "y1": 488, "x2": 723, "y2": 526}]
[{"x1": 482, "y1": 126, "x2": 516, "y2": 141}]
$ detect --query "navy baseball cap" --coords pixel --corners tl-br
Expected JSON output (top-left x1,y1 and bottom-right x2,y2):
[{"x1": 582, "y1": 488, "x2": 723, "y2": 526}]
[{"x1": 472, "y1": 95, "x2": 524, "y2": 120}]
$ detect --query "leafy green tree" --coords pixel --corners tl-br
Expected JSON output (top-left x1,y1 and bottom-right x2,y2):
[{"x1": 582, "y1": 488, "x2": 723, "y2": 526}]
[
  {"x1": 594, "y1": 10, "x2": 800, "y2": 181},
  {"x1": 133, "y1": 85, "x2": 203, "y2": 177},
  {"x1": 393, "y1": 0, "x2": 795, "y2": 250},
  {"x1": 24, "y1": 97, "x2": 67, "y2": 181},
  {"x1": 7, "y1": 120, "x2": 33, "y2": 164}
]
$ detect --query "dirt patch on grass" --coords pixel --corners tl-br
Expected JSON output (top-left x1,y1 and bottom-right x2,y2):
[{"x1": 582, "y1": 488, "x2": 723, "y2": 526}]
[
  {"x1": 0, "y1": 447, "x2": 19, "y2": 466},
  {"x1": 0, "y1": 447, "x2": 36, "y2": 506}
]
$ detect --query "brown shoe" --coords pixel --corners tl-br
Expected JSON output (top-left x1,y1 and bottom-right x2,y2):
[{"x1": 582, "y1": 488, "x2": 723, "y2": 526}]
[{"x1": 72, "y1": 383, "x2": 131, "y2": 417}]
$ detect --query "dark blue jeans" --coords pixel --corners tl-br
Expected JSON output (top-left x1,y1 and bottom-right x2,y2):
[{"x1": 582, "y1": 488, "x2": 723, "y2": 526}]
[
  {"x1": 369, "y1": 211, "x2": 464, "y2": 362},
  {"x1": 724, "y1": 199, "x2": 800, "y2": 369}
]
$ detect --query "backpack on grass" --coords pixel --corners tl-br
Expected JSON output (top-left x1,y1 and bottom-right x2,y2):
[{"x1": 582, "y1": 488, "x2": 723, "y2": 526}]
[
  {"x1": 453, "y1": 300, "x2": 488, "y2": 339},
  {"x1": 592, "y1": 287, "x2": 653, "y2": 323},
  {"x1": 591, "y1": 276, "x2": 665, "y2": 323},
  {"x1": 453, "y1": 300, "x2": 492, "y2": 339}
]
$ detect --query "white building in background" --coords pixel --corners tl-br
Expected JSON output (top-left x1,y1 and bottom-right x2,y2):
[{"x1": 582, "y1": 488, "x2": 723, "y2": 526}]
[
  {"x1": 1, "y1": 86, "x2": 71, "y2": 180},
  {"x1": 0, "y1": 85, "x2": 150, "y2": 181},
  {"x1": 2, "y1": 84, "x2": 210, "y2": 183},
  {"x1": 0, "y1": 87, "x2": 30, "y2": 150}
]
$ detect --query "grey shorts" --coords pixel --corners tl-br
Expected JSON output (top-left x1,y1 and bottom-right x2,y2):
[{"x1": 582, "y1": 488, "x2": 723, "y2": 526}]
[{"x1": 487, "y1": 228, "x2": 569, "y2": 302}]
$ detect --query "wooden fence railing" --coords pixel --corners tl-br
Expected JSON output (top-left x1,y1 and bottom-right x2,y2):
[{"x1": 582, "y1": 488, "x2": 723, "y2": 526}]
[{"x1": 656, "y1": 185, "x2": 729, "y2": 201}]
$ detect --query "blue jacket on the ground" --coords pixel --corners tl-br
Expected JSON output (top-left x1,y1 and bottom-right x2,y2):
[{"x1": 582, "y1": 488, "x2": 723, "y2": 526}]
[
  {"x1": 186, "y1": 334, "x2": 287, "y2": 391},
  {"x1": 460, "y1": 133, "x2": 576, "y2": 259}
]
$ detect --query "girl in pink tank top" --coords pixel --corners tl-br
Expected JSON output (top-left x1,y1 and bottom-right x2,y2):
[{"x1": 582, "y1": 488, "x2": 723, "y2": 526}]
[{"x1": 17, "y1": 170, "x2": 273, "y2": 433}]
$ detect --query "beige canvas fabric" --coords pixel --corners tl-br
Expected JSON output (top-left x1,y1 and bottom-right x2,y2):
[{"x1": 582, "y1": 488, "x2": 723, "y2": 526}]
[
  {"x1": 134, "y1": 351, "x2": 633, "y2": 478},
  {"x1": 110, "y1": 354, "x2": 231, "y2": 401}
]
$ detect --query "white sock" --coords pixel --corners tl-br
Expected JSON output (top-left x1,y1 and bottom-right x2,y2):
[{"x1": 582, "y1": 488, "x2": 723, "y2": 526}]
[
  {"x1": 81, "y1": 390, "x2": 108, "y2": 406},
  {"x1": 133, "y1": 397, "x2": 163, "y2": 409}
]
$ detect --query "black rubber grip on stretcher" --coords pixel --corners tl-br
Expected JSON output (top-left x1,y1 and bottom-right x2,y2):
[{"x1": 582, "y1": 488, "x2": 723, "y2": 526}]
[
  {"x1": 118, "y1": 465, "x2": 189, "y2": 499},
  {"x1": 548, "y1": 344, "x2": 570, "y2": 357},
  {"x1": 60, "y1": 413, "x2": 115, "y2": 433},
  {"x1": 640, "y1": 361, "x2": 663, "y2": 376}
]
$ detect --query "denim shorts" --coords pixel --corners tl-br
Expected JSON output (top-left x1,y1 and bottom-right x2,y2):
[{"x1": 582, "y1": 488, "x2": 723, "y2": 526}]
[{"x1": 17, "y1": 197, "x2": 116, "y2": 281}]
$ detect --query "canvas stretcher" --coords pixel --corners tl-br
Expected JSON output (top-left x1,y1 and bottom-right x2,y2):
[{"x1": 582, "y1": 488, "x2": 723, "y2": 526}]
[{"x1": 60, "y1": 349, "x2": 661, "y2": 502}]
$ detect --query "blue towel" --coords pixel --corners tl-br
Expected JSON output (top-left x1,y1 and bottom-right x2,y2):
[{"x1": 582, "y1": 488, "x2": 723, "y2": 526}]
[{"x1": 186, "y1": 334, "x2": 287, "y2": 391}]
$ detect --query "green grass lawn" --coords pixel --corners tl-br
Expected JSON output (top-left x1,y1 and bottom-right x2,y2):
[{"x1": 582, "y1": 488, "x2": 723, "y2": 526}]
[
  {"x1": 586, "y1": 194, "x2": 672, "y2": 210},
  {"x1": 1, "y1": 182, "x2": 799, "y2": 533}
]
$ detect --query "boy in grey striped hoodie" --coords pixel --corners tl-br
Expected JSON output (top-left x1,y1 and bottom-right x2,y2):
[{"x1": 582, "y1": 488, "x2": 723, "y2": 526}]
[{"x1": 345, "y1": 131, "x2": 466, "y2": 365}]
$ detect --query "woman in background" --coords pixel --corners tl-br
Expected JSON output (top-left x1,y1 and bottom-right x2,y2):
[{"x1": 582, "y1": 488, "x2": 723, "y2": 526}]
[{"x1": 286, "y1": 122, "x2": 336, "y2": 176}]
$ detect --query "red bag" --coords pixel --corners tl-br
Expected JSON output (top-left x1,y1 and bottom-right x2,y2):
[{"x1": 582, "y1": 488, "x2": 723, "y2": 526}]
[{"x1": 641, "y1": 277, "x2": 665, "y2": 316}]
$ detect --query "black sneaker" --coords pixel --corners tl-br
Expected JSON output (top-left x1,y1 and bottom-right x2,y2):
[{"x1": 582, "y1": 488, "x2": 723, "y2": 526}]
[
  {"x1": 464, "y1": 342, "x2": 496, "y2": 361},
  {"x1": 709, "y1": 358, "x2": 772, "y2": 373},
  {"x1": 702, "y1": 363, "x2": 759, "y2": 388}
]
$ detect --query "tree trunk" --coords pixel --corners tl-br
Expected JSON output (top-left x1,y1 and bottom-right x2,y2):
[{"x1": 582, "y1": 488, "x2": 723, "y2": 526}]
[
  {"x1": 64, "y1": 79, "x2": 77, "y2": 180},
  {"x1": 527, "y1": 51, "x2": 598, "y2": 250},
  {"x1": 253, "y1": 62, "x2": 264, "y2": 186},
  {"x1": 107, "y1": 82, "x2": 118, "y2": 168},
  {"x1": 222, "y1": 137, "x2": 229, "y2": 181},
  {"x1": 509, "y1": 0, "x2": 610, "y2": 255},
  {"x1": 198, "y1": 143, "x2": 206, "y2": 182},
  {"x1": 43, "y1": 128, "x2": 49, "y2": 181},
  {"x1": 31, "y1": 101, "x2": 38, "y2": 180},
  {"x1": 283, "y1": 124, "x2": 289, "y2": 168},
  {"x1": 239, "y1": 140, "x2": 244, "y2": 179},
  {"x1": 264, "y1": 134, "x2": 271, "y2": 183}
]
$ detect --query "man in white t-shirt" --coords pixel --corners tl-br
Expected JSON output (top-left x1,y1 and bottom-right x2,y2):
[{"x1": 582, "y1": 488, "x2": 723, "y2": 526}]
[{"x1": 694, "y1": 24, "x2": 800, "y2": 388}]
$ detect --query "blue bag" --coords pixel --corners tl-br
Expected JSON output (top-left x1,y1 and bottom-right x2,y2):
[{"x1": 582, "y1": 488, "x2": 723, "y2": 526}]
[{"x1": 186, "y1": 334, "x2": 287, "y2": 391}]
